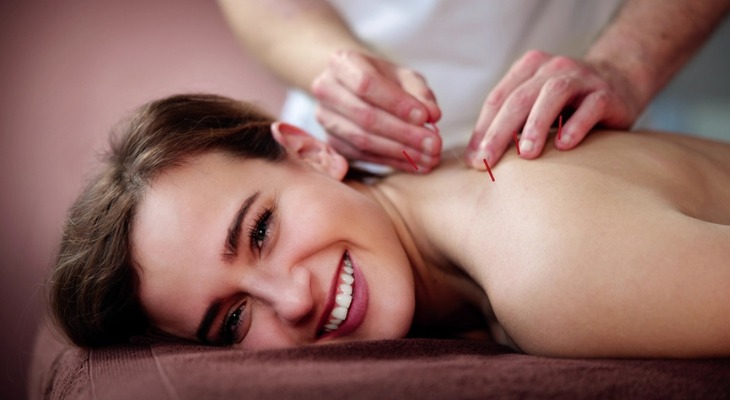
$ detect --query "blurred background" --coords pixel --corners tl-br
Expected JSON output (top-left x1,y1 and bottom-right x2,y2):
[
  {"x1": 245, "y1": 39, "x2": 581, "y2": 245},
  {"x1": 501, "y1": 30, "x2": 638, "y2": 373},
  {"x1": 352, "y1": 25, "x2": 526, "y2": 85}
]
[{"x1": 1, "y1": 1, "x2": 728, "y2": 398}]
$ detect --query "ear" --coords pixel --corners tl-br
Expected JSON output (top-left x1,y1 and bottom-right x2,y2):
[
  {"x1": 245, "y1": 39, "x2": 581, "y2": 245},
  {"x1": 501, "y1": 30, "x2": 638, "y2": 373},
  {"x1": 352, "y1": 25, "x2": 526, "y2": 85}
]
[{"x1": 271, "y1": 122, "x2": 349, "y2": 180}]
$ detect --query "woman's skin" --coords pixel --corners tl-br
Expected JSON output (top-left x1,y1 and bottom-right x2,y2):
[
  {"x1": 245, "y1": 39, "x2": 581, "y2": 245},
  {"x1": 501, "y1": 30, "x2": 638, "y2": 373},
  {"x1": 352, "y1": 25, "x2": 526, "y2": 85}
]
[{"x1": 134, "y1": 123, "x2": 730, "y2": 357}]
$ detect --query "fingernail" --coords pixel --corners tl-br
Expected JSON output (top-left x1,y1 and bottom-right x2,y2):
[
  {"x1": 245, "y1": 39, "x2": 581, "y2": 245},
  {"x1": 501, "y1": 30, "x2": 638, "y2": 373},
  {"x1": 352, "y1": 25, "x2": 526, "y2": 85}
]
[
  {"x1": 560, "y1": 134, "x2": 572, "y2": 146},
  {"x1": 421, "y1": 154, "x2": 433, "y2": 165},
  {"x1": 476, "y1": 149, "x2": 491, "y2": 168},
  {"x1": 520, "y1": 139, "x2": 534, "y2": 153},
  {"x1": 409, "y1": 108, "x2": 423, "y2": 124},
  {"x1": 422, "y1": 136, "x2": 433, "y2": 154}
]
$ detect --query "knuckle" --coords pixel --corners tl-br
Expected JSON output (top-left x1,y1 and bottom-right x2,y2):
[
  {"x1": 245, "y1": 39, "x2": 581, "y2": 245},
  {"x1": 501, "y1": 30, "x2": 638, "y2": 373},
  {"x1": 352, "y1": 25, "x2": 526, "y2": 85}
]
[
  {"x1": 310, "y1": 74, "x2": 328, "y2": 97},
  {"x1": 548, "y1": 56, "x2": 577, "y2": 71},
  {"x1": 593, "y1": 90, "x2": 610, "y2": 107},
  {"x1": 356, "y1": 106, "x2": 378, "y2": 130},
  {"x1": 486, "y1": 90, "x2": 504, "y2": 107},
  {"x1": 591, "y1": 91, "x2": 610, "y2": 114},
  {"x1": 353, "y1": 72, "x2": 374, "y2": 96},
  {"x1": 545, "y1": 76, "x2": 570, "y2": 93},
  {"x1": 507, "y1": 89, "x2": 532, "y2": 110},
  {"x1": 525, "y1": 115, "x2": 544, "y2": 130},
  {"x1": 521, "y1": 50, "x2": 548, "y2": 67}
]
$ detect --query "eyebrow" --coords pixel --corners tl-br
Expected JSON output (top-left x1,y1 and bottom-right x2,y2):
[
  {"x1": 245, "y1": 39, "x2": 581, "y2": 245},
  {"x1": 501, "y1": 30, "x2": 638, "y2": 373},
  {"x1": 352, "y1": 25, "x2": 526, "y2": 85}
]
[{"x1": 222, "y1": 191, "x2": 260, "y2": 263}]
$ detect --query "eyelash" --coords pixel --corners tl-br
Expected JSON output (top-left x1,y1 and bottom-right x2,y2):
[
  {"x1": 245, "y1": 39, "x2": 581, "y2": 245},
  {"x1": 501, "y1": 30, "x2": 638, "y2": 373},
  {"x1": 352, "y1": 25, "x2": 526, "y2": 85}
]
[
  {"x1": 220, "y1": 300, "x2": 247, "y2": 346},
  {"x1": 248, "y1": 208, "x2": 272, "y2": 252}
]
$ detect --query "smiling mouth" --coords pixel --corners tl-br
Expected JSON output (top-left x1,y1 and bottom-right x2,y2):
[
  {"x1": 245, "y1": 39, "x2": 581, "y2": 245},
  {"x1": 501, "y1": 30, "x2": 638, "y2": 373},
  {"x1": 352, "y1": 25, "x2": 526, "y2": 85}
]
[{"x1": 321, "y1": 252, "x2": 355, "y2": 334}]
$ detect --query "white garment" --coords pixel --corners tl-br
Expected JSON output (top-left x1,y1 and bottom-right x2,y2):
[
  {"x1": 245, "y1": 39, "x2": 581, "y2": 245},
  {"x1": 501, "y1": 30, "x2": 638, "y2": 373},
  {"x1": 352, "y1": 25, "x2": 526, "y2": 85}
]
[{"x1": 281, "y1": 0, "x2": 624, "y2": 151}]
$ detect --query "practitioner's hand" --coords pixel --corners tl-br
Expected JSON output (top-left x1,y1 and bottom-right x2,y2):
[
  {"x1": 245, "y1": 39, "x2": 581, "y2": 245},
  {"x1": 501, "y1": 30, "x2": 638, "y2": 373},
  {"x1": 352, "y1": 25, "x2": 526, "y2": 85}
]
[
  {"x1": 466, "y1": 50, "x2": 643, "y2": 170},
  {"x1": 311, "y1": 50, "x2": 442, "y2": 172}
]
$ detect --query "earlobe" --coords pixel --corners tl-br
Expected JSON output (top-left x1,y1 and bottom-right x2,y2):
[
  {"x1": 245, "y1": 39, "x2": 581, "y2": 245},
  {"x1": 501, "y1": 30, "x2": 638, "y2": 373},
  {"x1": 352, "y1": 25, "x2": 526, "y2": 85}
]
[{"x1": 271, "y1": 122, "x2": 349, "y2": 180}]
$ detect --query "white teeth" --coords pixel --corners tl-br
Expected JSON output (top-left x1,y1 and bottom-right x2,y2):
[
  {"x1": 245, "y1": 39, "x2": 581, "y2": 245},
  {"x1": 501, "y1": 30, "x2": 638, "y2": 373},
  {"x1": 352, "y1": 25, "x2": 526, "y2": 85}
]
[
  {"x1": 323, "y1": 253, "x2": 356, "y2": 334},
  {"x1": 341, "y1": 273, "x2": 354, "y2": 285},
  {"x1": 336, "y1": 294, "x2": 352, "y2": 308},
  {"x1": 339, "y1": 283, "x2": 352, "y2": 295},
  {"x1": 331, "y1": 306, "x2": 348, "y2": 320}
]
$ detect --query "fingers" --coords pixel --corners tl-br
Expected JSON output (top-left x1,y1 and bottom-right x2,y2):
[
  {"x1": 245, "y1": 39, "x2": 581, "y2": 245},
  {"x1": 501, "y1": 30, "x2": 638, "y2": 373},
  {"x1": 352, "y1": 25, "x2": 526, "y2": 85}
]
[
  {"x1": 468, "y1": 50, "x2": 550, "y2": 156},
  {"x1": 327, "y1": 134, "x2": 422, "y2": 172},
  {"x1": 555, "y1": 90, "x2": 610, "y2": 150},
  {"x1": 316, "y1": 105, "x2": 441, "y2": 171},
  {"x1": 467, "y1": 50, "x2": 640, "y2": 172},
  {"x1": 397, "y1": 68, "x2": 441, "y2": 123},
  {"x1": 313, "y1": 71, "x2": 441, "y2": 157},
  {"x1": 326, "y1": 50, "x2": 432, "y2": 125},
  {"x1": 312, "y1": 50, "x2": 443, "y2": 171},
  {"x1": 468, "y1": 79, "x2": 544, "y2": 169},
  {"x1": 520, "y1": 77, "x2": 581, "y2": 158}
]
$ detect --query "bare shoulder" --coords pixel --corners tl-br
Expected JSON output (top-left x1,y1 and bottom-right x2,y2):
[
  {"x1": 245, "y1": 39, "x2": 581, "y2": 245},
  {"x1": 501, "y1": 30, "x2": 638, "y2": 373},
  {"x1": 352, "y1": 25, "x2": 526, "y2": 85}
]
[{"x1": 478, "y1": 131, "x2": 730, "y2": 358}]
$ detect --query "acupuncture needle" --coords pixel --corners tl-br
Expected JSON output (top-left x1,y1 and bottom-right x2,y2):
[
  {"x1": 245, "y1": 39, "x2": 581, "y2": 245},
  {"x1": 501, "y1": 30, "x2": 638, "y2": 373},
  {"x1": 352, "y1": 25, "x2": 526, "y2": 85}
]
[{"x1": 431, "y1": 121, "x2": 518, "y2": 225}]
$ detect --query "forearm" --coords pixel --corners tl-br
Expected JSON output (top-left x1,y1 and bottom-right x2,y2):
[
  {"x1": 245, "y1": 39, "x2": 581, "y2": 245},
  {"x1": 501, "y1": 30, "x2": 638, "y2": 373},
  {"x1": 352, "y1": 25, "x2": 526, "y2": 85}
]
[
  {"x1": 585, "y1": 0, "x2": 730, "y2": 108},
  {"x1": 218, "y1": 0, "x2": 371, "y2": 91}
]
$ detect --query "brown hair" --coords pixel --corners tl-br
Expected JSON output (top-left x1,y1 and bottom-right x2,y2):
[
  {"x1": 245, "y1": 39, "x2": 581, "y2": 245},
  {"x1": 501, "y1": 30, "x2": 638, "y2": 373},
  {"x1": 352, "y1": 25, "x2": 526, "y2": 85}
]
[{"x1": 49, "y1": 93, "x2": 294, "y2": 347}]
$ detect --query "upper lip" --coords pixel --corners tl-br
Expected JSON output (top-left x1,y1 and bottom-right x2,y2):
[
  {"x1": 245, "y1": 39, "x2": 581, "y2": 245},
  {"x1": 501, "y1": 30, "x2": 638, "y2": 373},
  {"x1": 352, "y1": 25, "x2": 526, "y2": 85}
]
[{"x1": 315, "y1": 252, "x2": 345, "y2": 338}]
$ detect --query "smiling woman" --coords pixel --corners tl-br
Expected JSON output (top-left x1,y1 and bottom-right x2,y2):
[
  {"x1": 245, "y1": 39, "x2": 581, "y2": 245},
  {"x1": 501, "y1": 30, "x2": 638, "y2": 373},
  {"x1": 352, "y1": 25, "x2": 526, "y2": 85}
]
[
  {"x1": 49, "y1": 93, "x2": 413, "y2": 349},
  {"x1": 49, "y1": 93, "x2": 730, "y2": 357}
]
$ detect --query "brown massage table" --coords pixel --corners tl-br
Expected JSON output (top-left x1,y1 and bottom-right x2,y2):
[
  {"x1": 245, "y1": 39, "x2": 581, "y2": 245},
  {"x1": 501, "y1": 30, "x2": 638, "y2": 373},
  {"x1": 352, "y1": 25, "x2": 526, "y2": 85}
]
[{"x1": 29, "y1": 323, "x2": 730, "y2": 399}]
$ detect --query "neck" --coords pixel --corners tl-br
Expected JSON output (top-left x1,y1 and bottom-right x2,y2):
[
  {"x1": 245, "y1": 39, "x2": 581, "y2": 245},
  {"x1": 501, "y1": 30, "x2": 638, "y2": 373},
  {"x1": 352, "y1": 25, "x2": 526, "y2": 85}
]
[{"x1": 346, "y1": 163, "x2": 492, "y2": 337}]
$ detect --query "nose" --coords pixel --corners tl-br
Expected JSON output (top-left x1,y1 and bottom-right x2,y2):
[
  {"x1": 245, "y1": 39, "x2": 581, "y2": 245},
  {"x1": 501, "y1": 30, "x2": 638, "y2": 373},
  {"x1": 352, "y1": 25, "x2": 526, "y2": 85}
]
[{"x1": 249, "y1": 265, "x2": 315, "y2": 326}]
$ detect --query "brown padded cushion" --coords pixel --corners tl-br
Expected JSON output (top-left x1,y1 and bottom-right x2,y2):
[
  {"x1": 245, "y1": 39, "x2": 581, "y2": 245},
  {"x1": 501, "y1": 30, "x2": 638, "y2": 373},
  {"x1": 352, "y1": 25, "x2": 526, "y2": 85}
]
[{"x1": 29, "y1": 323, "x2": 730, "y2": 400}]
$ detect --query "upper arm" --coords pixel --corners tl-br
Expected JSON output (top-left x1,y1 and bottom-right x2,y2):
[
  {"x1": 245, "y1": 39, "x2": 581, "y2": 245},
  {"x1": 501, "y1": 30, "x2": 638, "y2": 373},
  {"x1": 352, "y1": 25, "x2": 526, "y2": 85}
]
[{"x1": 493, "y1": 210, "x2": 730, "y2": 358}]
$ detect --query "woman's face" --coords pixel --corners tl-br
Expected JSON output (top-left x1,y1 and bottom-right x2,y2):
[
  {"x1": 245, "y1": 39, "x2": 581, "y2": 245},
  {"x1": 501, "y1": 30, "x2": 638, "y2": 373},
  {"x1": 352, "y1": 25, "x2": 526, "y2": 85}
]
[{"x1": 133, "y1": 124, "x2": 415, "y2": 349}]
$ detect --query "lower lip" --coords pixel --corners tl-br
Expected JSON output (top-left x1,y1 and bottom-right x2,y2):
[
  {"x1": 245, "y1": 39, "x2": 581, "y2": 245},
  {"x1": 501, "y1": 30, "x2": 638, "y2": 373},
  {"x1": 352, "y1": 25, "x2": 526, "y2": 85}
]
[{"x1": 322, "y1": 252, "x2": 369, "y2": 339}]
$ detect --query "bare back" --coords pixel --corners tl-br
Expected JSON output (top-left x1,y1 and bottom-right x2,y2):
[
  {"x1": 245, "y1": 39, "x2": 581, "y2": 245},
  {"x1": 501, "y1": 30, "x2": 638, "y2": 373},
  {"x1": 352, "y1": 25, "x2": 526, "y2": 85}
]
[{"x1": 381, "y1": 130, "x2": 730, "y2": 357}]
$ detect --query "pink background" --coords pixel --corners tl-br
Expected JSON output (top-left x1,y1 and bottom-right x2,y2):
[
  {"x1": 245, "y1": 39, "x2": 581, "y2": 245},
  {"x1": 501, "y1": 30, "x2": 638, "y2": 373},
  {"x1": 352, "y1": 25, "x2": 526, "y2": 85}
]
[
  {"x1": 1, "y1": 1, "x2": 728, "y2": 398},
  {"x1": 0, "y1": 1, "x2": 286, "y2": 398}
]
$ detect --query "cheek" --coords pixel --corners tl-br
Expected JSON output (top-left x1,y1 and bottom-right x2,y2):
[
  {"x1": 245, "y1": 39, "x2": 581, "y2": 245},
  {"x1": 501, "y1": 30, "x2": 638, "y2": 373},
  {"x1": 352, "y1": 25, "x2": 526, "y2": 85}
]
[
  {"x1": 280, "y1": 180, "x2": 373, "y2": 244},
  {"x1": 241, "y1": 309, "x2": 300, "y2": 350},
  {"x1": 281, "y1": 177, "x2": 416, "y2": 338},
  {"x1": 355, "y1": 243, "x2": 415, "y2": 339}
]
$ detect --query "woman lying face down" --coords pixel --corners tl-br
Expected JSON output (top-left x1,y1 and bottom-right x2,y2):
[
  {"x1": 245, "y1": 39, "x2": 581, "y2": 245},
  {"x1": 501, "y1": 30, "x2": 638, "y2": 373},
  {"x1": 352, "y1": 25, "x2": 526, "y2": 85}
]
[{"x1": 50, "y1": 94, "x2": 730, "y2": 357}]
